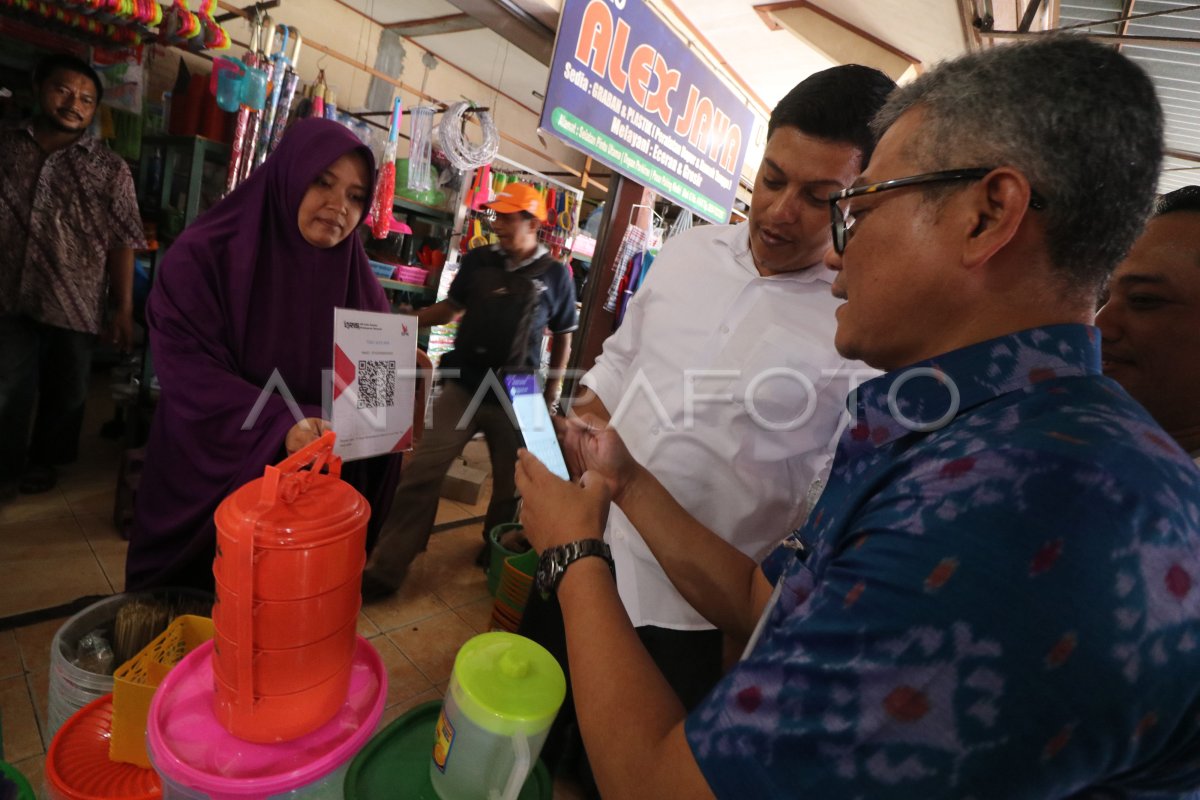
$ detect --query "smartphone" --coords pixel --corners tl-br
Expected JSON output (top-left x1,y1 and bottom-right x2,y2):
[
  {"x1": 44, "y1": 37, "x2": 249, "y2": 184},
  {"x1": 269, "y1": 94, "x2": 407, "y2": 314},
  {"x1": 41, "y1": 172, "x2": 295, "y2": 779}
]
[{"x1": 504, "y1": 373, "x2": 571, "y2": 480}]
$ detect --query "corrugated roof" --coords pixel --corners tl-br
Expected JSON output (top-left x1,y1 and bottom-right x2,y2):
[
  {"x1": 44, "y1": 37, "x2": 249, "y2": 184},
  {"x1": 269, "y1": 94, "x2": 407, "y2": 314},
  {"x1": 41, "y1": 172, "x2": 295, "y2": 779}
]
[{"x1": 1059, "y1": 0, "x2": 1200, "y2": 193}]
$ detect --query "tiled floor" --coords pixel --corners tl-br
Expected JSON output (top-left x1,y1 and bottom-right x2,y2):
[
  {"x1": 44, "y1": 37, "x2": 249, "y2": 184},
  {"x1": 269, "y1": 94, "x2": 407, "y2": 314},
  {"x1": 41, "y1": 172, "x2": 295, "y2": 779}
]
[{"x1": 0, "y1": 373, "x2": 582, "y2": 796}]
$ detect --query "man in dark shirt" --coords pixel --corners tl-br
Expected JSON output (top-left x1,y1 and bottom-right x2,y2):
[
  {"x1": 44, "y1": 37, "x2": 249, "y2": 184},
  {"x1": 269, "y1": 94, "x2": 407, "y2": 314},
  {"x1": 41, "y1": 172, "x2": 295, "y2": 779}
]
[
  {"x1": 363, "y1": 182, "x2": 577, "y2": 599},
  {"x1": 0, "y1": 52, "x2": 145, "y2": 496}
]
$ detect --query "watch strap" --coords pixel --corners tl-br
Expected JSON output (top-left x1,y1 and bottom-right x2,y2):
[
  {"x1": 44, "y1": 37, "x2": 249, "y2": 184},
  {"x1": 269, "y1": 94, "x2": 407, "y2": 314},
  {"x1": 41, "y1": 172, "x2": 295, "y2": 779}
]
[{"x1": 535, "y1": 539, "x2": 614, "y2": 599}]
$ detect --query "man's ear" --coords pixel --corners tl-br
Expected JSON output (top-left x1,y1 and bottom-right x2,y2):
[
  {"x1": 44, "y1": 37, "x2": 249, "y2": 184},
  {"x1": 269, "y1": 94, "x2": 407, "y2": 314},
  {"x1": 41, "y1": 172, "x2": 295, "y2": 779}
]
[{"x1": 961, "y1": 167, "x2": 1036, "y2": 269}]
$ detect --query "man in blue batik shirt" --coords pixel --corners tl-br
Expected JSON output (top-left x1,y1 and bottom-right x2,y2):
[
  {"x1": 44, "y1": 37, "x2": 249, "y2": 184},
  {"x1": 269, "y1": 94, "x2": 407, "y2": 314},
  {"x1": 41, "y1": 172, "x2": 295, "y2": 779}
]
[{"x1": 514, "y1": 35, "x2": 1200, "y2": 799}]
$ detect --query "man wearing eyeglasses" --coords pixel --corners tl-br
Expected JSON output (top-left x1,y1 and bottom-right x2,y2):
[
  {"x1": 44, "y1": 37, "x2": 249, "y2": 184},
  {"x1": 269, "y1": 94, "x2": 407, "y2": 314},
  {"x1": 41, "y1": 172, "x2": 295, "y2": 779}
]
[{"x1": 515, "y1": 35, "x2": 1200, "y2": 799}]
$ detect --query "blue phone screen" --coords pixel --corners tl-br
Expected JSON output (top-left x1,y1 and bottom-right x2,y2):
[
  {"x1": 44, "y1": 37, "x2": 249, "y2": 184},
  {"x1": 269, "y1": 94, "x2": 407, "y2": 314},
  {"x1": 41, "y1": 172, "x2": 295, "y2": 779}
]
[{"x1": 505, "y1": 374, "x2": 571, "y2": 480}]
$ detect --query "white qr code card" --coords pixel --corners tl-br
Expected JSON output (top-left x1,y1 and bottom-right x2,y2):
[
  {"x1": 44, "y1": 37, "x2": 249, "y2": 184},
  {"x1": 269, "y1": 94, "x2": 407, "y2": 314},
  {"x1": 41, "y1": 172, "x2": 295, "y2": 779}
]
[{"x1": 332, "y1": 308, "x2": 418, "y2": 461}]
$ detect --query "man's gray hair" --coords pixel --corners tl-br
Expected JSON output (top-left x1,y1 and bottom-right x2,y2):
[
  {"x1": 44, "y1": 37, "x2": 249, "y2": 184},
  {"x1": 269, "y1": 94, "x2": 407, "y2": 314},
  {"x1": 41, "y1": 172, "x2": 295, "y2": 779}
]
[{"x1": 872, "y1": 34, "x2": 1163, "y2": 293}]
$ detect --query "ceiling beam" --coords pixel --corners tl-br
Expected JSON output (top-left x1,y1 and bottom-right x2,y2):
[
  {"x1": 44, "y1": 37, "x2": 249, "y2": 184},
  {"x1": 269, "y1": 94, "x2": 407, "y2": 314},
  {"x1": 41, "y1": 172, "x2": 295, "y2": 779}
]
[
  {"x1": 385, "y1": 13, "x2": 484, "y2": 37},
  {"x1": 213, "y1": 0, "x2": 604, "y2": 192},
  {"x1": 1166, "y1": 148, "x2": 1200, "y2": 165},
  {"x1": 977, "y1": 30, "x2": 1200, "y2": 46},
  {"x1": 214, "y1": 0, "x2": 277, "y2": 24},
  {"x1": 754, "y1": 1, "x2": 922, "y2": 81},
  {"x1": 1055, "y1": 1, "x2": 1200, "y2": 33},
  {"x1": 442, "y1": 0, "x2": 555, "y2": 65},
  {"x1": 1018, "y1": 0, "x2": 1043, "y2": 32},
  {"x1": 1114, "y1": 0, "x2": 1136, "y2": 54},
  {"x1": 318, "y1": 0, "x2": 542, "y2": 117},
  {"x1": 1117, "y1": 0, "x2": 1137, "y2": 37},
  {"x1": 656, "y1": 0, "x2": 771, "y2": 115},
  {"x1": 959, "y1": 0, "x2": 984, "y2": 50}
]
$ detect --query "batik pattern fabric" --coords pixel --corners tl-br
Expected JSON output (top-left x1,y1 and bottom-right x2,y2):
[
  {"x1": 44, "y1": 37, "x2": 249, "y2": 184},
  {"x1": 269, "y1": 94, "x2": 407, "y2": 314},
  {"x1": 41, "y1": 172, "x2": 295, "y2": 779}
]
[
  {"x1": 688, "y1": 324, "x2": 1200, "y2": 798},
  {"x1": 0, "y1": 123, "x2": 145, "y2": 334}
]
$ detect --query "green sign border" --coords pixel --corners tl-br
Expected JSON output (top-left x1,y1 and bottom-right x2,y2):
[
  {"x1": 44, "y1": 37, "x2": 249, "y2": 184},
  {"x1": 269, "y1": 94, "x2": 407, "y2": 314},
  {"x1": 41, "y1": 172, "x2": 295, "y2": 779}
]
[{"x1": 551, "y1": 107, "x2": 726, "y2": 222}]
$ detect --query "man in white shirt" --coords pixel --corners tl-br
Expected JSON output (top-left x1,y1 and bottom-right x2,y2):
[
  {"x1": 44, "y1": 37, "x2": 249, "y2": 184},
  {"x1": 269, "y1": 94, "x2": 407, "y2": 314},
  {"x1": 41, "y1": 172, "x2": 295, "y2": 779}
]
[{"x1": 559, "y1": 64, "x2": 896, "y2": 708}]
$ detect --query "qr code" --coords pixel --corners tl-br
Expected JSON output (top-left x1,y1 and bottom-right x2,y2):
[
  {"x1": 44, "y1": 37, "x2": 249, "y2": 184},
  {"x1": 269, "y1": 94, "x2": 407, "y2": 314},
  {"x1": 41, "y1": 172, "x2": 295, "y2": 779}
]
[{"x1": 357, "y1": 359, "x2": 396, "y2": 409}]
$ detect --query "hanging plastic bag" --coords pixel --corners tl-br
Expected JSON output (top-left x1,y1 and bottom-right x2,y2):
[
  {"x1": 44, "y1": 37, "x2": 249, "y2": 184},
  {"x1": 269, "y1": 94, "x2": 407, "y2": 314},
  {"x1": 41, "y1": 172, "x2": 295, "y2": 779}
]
[
  {"x1": 666, "y1": 208, "x2": 694, "y2": 241},
  {"x1": 438, "y1": 101, "x2": 499, "y2": 171},
  {"x1": 407, "y1": 106, "x2": 436, "y2": 192}
]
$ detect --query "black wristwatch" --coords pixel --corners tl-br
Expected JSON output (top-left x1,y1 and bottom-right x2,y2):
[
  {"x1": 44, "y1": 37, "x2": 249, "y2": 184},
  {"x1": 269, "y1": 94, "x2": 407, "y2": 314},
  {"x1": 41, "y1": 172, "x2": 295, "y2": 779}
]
[{"x1": 535, "y1": 539, "x2": 614, "y2": 600}]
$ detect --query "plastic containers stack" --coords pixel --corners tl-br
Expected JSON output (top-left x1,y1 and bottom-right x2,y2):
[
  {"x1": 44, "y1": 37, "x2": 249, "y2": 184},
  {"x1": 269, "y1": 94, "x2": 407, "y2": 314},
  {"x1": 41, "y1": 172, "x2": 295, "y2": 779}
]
[
  {"x1": 486, "y1": 523, "x2": 527, "y2": 597},
  {"x1": 133, "y1": 431, "x2": 383, "y2": 798},
  {"x1": 487, "y1": 524, "x2": 538, "y2": 632},
  {"x1": 210, "y1": 432, "x2": 368, "y2": 743}
]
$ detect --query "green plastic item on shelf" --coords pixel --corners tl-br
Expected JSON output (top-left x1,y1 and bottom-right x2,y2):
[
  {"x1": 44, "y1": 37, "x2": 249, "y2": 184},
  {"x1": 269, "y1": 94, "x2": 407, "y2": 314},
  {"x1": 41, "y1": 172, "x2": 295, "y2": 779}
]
[
  {"x1": 342, "y1": 700, "x2": 551, "y2": 800},
  {"x1": 0, "y1": 760, "x2": 36, "y2": 800},
  {"x1": 393, "y1": 158, "x2": 446, "y2": 207}
]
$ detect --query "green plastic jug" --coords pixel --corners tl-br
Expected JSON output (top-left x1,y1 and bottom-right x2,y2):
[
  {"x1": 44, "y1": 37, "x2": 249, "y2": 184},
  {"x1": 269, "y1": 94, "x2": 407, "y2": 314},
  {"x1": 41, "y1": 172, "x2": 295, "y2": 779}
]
[{"x1": 430, "y1": 633, "x2": 566, "y2": 800}]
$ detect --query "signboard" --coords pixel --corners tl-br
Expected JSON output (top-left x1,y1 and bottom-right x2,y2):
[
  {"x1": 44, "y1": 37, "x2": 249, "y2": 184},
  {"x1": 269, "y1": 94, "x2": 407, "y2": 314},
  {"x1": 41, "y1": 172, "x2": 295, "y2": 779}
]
[
  {"x1": 540, "y1": 0, "x2": 755, "y2": 223},
  {"x1": 331, "y1": 308, "x2": 418, "y2": 461}
]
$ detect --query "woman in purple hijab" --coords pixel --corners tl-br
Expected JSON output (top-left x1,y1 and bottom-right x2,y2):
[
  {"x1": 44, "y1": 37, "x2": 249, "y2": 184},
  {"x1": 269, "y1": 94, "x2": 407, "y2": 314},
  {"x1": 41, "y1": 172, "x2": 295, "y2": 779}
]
[{"x1": 126, "y1": 118, "x2": 411, "y2": 591}]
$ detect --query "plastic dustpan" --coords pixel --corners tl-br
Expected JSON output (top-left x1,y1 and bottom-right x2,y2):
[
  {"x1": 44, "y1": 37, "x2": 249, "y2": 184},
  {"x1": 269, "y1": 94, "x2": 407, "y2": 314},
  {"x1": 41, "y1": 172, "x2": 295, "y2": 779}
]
[{"x1": 364, "y1": 213, "x2": 412, "y2": 236}]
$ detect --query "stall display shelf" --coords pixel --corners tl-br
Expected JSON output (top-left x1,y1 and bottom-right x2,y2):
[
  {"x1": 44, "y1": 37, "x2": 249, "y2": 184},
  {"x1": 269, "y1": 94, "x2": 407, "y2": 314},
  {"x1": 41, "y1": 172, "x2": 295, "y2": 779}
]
[
  {"x1": 393, "y1": 194, "x2": 454, "y2": 225},
  {"x1": 376, "y1": 277, "x2": 428, "y2": 294},
  {"x1": 138, "y1": 135, "x2": 230, "y2": 240}
]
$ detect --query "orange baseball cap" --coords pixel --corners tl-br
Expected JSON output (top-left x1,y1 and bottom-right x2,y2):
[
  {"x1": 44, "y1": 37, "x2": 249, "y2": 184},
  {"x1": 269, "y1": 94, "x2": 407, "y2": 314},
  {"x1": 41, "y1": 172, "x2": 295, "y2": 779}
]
[{"x1": 486, "y1": 182, "x2": 547, "y2": 222}]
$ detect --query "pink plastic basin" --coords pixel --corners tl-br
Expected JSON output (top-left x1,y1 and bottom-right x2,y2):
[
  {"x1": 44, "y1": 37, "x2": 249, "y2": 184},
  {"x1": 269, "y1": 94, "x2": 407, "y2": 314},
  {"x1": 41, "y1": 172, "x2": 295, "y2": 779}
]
[{"x1": 147, "y1": 637, "x2": 385, "y2": 798}]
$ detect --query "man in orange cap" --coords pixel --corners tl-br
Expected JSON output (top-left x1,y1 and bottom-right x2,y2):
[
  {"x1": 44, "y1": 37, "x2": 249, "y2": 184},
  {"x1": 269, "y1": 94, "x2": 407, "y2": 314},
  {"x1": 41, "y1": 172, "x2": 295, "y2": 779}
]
[{"x1": 362, "y1": 182, "x2": 578, "y2": 600}]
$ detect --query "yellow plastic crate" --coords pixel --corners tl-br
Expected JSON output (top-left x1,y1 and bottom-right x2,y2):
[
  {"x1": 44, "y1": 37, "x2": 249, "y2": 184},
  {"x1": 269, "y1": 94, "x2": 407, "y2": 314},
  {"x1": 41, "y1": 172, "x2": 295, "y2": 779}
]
[{"x1": 109, "y1": 614, "x2": 214, "y2": 767}]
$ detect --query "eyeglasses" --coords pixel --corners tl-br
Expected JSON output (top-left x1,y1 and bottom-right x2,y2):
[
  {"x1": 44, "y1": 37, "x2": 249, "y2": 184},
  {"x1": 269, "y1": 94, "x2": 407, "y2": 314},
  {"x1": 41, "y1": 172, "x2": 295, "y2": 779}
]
[{"x1": 827, "y1": 168, "x2": 1047, "y2": 255}]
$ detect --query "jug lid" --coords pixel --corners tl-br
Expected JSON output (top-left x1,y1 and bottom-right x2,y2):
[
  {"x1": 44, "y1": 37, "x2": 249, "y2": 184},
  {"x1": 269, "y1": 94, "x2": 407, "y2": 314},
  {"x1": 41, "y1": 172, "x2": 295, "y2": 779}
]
[{"x1": 451, "y1": 632, "x2": 565, "y2": 734}]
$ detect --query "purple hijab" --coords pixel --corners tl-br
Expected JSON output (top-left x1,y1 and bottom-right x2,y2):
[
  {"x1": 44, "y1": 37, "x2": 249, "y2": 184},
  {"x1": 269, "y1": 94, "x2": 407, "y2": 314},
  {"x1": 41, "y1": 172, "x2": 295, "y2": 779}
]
[{"x1": 126, "y1": 119, "x2": 400, "y2": 591}]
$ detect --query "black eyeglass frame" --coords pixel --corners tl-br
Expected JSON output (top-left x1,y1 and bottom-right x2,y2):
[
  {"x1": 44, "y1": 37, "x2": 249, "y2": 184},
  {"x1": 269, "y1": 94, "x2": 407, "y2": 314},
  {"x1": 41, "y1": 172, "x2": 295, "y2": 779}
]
[{"x1": 827, "y1": 167, "x2": 1046, "y2": 255}]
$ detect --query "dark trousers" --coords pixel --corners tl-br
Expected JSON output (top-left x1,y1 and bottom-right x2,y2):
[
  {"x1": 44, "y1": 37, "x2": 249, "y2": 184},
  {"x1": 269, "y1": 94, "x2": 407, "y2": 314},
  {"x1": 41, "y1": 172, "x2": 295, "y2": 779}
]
[
  {"x1": 364, "y1": 379, "x2": 521, "y2": 589},
  {"x1": 0, "y1": 315, "x2": 94, "y2": 483},
  {"x1": 519, "y1": 590, "x2": 723, "y2": 796}
]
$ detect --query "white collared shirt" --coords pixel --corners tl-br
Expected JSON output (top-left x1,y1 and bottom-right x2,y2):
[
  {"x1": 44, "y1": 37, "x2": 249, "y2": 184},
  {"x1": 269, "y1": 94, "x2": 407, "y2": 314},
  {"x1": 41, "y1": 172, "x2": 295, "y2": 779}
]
[{"x1": 581, "y1": 223, "x2": 876, "y2": 630}]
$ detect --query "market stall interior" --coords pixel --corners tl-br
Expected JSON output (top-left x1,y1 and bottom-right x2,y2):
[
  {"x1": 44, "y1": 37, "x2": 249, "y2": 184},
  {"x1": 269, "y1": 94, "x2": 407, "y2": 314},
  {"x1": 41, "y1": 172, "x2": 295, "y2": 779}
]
[{"x1": 1, "y1": 0, "x2": 1198, "y2": 795}]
